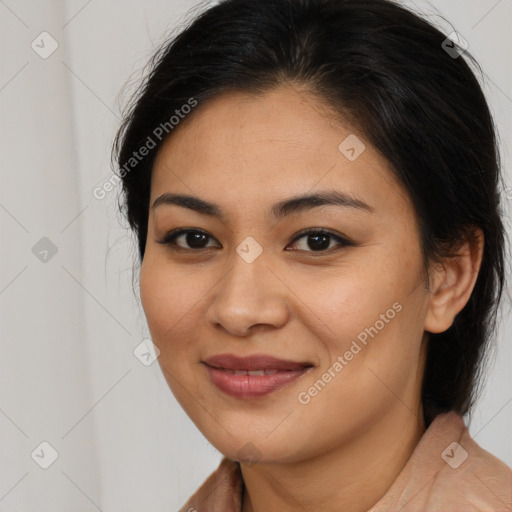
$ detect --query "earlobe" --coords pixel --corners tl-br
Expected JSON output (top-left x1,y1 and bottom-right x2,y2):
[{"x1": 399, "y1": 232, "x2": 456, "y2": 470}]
[{"x1": 424, "y1": 228, "x2": 484, "y2": 334}]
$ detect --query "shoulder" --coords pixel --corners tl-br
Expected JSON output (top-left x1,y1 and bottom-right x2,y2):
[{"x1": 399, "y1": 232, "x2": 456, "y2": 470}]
[
  {"x1": 371, "y1": 411, "x2": 512, "y2": 511},
  {"x1": 435, "y1": 413, "x2": 512, "y2": 511}
]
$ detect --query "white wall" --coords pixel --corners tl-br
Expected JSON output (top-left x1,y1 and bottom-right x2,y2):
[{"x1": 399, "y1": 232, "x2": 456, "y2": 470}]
[{"x1": 0, "y1": 1, "x2": 510, "y2": 510}]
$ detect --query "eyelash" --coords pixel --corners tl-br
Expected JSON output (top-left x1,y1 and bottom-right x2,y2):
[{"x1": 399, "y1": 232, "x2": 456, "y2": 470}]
[{"x1": 157, "y1": 228, "x2": 353, "y2": 255}]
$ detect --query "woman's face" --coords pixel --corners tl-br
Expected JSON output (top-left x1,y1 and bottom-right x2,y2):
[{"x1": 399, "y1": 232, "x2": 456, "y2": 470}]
[{"x1": 140, "y1": 84, "x2": 431, "y2": 463}]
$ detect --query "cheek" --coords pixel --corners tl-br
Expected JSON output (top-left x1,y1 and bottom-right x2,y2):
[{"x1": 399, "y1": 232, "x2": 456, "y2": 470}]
[
  {"x1": 307, "y1": 252, "x2": 426, "y2": 379},
  {"x1": 139, "y1": 259, "x2": 209, "y2": 405},
  {"x1": 140, "y1": 261, "x2": 171, "y2": 338},
  {"x1": 139, "y1": 258, "x2": 201, "y2": 356},
  {"x1": 306, "y1": 267, "x2": 398, "y2": 351}
]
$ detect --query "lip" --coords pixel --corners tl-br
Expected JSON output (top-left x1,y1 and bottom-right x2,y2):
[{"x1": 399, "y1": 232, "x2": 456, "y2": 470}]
[{"x1": 202, "y1": 353, "x2": 313, "y2": 399}]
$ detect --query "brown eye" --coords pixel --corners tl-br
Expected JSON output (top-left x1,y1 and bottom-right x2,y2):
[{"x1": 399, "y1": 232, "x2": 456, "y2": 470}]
[
  {"x1": 157, "y1": 229, "x2": 220, "y2": 250},
  {"x1": 288, "y1": 229, "x2": 352, "y2": 253}
]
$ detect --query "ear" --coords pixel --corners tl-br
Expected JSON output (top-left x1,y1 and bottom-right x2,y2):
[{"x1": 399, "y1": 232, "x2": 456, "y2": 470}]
[{"x1": 424, "y1": 228, "x2": 484, "y2": 334}]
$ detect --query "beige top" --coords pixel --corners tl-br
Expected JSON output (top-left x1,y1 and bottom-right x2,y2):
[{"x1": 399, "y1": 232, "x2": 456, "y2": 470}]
[{"x1": 179, "y1": 411, "x2": 512, "y2": 511}]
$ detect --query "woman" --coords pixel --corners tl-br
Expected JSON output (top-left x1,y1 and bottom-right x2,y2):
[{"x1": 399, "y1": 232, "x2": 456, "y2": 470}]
[{"x1": 113, "y1": 0, "x2": 512, "y2": 510}]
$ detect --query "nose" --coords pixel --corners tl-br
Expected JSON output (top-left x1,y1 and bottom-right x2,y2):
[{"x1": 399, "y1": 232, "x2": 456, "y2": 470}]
[{"x1": 206, "y1": 246, "x2": 290, "y2": 337}]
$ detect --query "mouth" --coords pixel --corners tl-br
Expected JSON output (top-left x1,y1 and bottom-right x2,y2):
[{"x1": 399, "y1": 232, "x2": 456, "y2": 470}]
[{"x1": 202, "y1": 353, "x2": 314, "y2": 399}]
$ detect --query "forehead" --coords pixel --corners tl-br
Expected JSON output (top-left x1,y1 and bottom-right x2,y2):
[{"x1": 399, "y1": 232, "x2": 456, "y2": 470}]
[{"x1": 150, "y1": 85, "x2": 410, "y2": 218}]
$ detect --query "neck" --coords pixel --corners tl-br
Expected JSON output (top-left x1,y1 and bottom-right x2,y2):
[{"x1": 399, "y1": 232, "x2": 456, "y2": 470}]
[{"x1": 241, "y1": 406, "x2": 426, "y2": 512}]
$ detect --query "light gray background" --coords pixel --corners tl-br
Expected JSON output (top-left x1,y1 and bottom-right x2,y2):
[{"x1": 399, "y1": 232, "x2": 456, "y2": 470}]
[{"x1": 0, "y1": 1, "x2": 511, "y2": 510}]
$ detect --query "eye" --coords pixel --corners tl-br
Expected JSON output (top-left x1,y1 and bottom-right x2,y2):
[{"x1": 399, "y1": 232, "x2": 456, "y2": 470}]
[
  {"x1": 157, "y1": 228, "x2": 220, "y2": 250},
  {"x1": 157, "y1": 227, "x2": 352, "y2": 253},
  {"x1": 287, "y1": 228, "x2": 352, "y2": 253}
]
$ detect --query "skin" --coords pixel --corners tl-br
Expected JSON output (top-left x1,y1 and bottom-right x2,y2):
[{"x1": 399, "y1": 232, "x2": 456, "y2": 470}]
[{"x1": 139, "y1": 84, "x2": 483, "y2": 512}]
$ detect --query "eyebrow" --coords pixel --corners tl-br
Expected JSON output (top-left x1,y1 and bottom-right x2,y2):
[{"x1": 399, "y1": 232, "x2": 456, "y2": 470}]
[{"x1": 151, "y1": 190, "x2": 375, "y2": 220}]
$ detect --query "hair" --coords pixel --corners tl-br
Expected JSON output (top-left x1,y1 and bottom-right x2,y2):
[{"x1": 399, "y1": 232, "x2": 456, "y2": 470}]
[{"x1": 112, "y1": 0, "x2": 506, "y2": 427}]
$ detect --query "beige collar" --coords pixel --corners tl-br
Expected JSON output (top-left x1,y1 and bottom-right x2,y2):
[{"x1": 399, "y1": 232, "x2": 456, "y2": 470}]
[{"x1": 180, "y1": 411, "x2": 512, "y2": 511}]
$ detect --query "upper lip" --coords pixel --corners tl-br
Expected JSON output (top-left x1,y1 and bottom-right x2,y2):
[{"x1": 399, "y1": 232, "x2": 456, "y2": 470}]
[{"x1": 202, "y1": 353, "x2": 313, "y2": 371}]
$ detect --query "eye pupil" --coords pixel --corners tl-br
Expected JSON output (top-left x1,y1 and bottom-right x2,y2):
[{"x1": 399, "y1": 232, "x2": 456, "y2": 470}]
[
  {"x1": 187, "y1": 231, "x2": 208, "y2": 248},
  {"x1": 308, "y1": 234, "x2": 330, "y2": 251}
]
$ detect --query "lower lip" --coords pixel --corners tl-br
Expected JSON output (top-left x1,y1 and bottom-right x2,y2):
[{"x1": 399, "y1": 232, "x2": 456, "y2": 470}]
[{"x1": 204, "y1": 364, "x2": 311, "y2": 399}]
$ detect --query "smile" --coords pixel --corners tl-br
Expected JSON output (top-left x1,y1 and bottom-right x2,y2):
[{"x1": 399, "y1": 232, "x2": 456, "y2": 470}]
[{"x1": 202, "y1": 353, "x2": 313, "y2": 399}]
